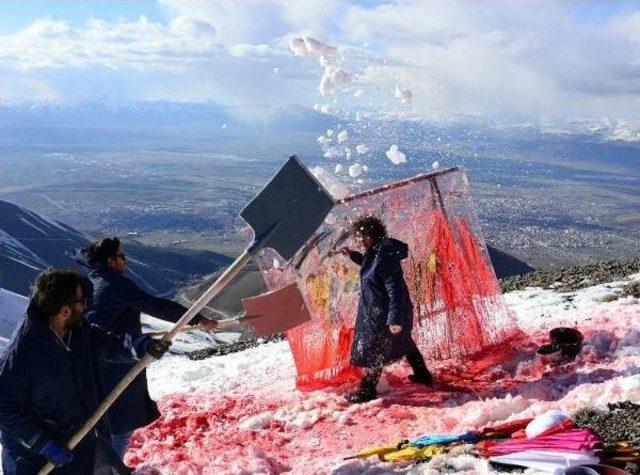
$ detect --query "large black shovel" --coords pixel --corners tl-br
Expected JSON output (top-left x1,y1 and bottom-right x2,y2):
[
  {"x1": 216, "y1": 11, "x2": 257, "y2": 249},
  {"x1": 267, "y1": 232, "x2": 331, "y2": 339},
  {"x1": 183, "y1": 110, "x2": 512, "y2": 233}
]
[{"x1": 39, "y1": 155, "x2": 334, "y2": 474}]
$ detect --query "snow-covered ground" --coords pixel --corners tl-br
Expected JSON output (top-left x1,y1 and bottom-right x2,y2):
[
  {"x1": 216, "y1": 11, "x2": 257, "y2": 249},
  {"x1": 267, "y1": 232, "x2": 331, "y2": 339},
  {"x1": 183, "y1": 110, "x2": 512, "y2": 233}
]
[
  {"x1": 130, "y1": 273, "x2": 640, "y2": 474},
  {"x1": 0, "y1": 287, "x2": 28, "y2": 350},
  {"x1": 1, "y1": 273, "x2": 638, "y2": 474}
]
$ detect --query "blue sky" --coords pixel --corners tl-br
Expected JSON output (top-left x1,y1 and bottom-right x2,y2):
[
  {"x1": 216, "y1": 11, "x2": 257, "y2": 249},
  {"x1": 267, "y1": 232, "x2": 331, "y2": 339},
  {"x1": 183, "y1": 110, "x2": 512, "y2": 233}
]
[
  {"x1": 1, "y1": 1, "x2": 639, "y2": 126},
  {"x1": 0, "y1": 1, "x2": 164, "y2": 34}
]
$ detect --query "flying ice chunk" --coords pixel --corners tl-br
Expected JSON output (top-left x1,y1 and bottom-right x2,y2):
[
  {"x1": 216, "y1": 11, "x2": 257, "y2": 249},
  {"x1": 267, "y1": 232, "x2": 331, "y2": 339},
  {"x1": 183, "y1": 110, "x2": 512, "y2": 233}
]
[
  {"x1": 344, "y1": 147, "x2": 352, "y2": 160},
  {"x1": 337, "y1": 130, "x2": 349, "y2": 143},
  {"x1": 385, "y1": 144, "x2": 406, "y2": 164},
  {"x1": 317, "y1": 135, "x2": 332, "y2": 145},
  {"x1": 273, "y1": 67, "x2": 280, "y2": 74},
  {"x1": 362, "y1": 165, "x2": 369, "y2": 172},
  {"x1": 335, "y1": 164, "x2": 344, "y2": 174},
  {"x1": 349, "y1": 163, "x2": 364, "y2": 178},
  {"x1": 221, "y1": 123, "x2": 228, "y2": 129},
  {"x1": 432, "y1": 161, "x2": 440, "y2": 170},
  {"x1": 326, "y1": 129, "x2": 334, "y2": 137},
  {"x1": 394, "y1": 85, "x2": 412, "y2": 104},
  {"x1": 289, "y1": 36, "x2": 337, "y2": 59},
  {"x1": 355, "y1": 144, "x2": 369, "y2": 154},
  {"x1": 355, "y1": 111, "x2": 363, "y2": 121},
  {"x1": 319, "y1": 66, "x2": 354, "y2": 96},
  {"x1": 323, "y1": 146, "x2": 341, "y2": 159},
  {"x1": 353, "y1": 89, "x2": 363, "y2": 98}
]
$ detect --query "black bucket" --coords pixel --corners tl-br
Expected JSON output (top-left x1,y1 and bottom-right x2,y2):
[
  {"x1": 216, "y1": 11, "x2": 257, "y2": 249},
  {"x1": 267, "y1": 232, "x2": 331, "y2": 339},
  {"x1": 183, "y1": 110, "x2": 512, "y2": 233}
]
[{"x1": 537, "y1": 343, "x2": 562, "y2": 365}]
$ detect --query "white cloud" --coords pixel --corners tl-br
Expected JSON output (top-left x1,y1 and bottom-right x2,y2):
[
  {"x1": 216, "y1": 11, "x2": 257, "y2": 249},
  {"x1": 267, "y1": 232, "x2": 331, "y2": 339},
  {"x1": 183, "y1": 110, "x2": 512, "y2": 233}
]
[{"x1": 1, "y1": 1, "x2": 639, "y2": 125}]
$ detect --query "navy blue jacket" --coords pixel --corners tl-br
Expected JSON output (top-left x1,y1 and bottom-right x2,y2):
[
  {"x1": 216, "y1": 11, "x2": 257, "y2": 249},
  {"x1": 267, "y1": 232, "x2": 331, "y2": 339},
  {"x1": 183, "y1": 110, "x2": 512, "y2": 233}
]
[
  {"x1": 349, "y1": 238, "x2": 415, "y2": 368},
  {"x1": 0, "y1": 303, "x2": 145, "y2": 474},
  {"x1": 75, "y1": 249, "x2": 193, "y2": 433}
]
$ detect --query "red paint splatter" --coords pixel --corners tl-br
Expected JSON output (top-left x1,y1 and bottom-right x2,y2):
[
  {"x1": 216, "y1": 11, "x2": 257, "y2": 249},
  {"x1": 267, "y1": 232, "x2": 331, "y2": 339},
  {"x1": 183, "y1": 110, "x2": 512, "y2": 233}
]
[{"x1": 256, "y1": 170, "x2": 518, "y2": 390}]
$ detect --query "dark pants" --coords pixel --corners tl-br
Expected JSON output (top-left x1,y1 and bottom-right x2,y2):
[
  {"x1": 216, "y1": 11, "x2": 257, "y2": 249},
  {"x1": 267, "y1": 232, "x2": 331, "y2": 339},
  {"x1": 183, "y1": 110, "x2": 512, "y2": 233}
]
[
  {"x1": 1, "y1": 449, "x2": 17, "y2": 475},
  {"x1": 360, "y1": 338, "x2": 429, "y2": 392},
  {"x1": 111, "y1": 430, "x2": 135, "y2": 461}
]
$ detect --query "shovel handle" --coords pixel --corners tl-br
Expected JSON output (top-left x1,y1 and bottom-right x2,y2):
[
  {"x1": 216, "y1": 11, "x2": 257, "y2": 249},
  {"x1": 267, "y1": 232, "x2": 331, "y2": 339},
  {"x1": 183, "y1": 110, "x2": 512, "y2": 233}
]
[{"x1": 38, "y1": 249, "x2": 253, "y2": 475}]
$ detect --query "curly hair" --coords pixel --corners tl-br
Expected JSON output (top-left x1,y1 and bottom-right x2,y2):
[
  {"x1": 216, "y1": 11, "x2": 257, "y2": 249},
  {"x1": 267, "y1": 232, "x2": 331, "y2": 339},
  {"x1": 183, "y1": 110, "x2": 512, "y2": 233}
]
[
  {"x1": 88, "y1": 236, "x2": 121, "y2": 264},
  {"x1": 32, "y1": 269, "x2": 84, "y2": 320},
  {"x1": 351, "y1": 215, "x2": 387, "y2": 241}
]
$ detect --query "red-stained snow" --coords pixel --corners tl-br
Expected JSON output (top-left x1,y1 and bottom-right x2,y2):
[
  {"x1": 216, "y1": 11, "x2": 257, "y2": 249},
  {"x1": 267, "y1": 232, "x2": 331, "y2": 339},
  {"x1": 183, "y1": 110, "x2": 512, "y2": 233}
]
[{"x1": 131, "y1": 279, "x2": 640, "y2": 474}]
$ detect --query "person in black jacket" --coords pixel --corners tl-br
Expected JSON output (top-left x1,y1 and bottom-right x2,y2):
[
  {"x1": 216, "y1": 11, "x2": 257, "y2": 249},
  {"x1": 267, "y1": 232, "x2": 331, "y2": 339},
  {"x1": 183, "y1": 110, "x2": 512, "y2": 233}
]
[
  {"x1": 341, "y1": 216, "x2": 433, "y2": 403},
  {"x1": 0, "y1": 269, "x2": 169, "y2": 475},
  {"x1": 74, "y1": 237, "x2": 216, "y2": 460}
]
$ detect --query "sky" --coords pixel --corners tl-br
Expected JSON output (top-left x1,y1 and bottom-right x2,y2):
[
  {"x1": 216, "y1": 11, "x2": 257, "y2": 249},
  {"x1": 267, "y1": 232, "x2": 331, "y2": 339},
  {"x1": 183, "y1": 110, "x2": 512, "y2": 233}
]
[{"x1": 1, "y1": 0, "x2": 640, "y2": 125}]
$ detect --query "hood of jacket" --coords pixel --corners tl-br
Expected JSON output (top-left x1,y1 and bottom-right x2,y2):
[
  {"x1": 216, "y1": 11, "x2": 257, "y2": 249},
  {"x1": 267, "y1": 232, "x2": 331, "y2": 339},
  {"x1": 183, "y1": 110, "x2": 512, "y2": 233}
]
[{"x1": 376, "y1": 237, "x2": 409, "y2": 260}]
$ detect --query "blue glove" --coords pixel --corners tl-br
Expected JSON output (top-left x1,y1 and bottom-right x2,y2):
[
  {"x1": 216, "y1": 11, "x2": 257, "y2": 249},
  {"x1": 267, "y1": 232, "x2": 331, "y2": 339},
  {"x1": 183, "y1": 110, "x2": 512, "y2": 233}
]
[{"x1": 40, "y1": 440, "x2": 73, "y2": 467}]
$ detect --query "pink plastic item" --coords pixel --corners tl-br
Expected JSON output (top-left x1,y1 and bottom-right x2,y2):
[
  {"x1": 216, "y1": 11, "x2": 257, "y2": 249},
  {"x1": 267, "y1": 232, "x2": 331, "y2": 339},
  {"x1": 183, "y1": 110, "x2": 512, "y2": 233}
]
[{"x1": 479, "y1": 429, "x2": 601, "y2": 457}]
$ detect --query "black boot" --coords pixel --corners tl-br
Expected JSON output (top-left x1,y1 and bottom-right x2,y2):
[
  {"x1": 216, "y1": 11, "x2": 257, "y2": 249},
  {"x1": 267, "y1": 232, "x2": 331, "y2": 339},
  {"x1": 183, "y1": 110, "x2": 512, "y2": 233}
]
[
  {"x1": 345, "y1": 367, "x2": 381, "y2": 403},
  {"x1": 345, "y1": 386, "x2": 377, "y2": 403},
  {"x1": 406, "y1": 347, "x2": 435, "y2": 386},
  {"x1": 408, "y1": 369, "x2": 434, "y2": 386}
]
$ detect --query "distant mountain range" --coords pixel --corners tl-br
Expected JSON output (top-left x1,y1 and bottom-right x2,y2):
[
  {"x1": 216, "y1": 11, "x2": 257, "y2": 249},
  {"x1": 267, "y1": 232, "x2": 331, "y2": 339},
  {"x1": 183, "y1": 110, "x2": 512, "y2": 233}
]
[
  {"x1": 0, "y1": 200, "x2": 232, "y2": 297},
  {"x1": 1, "y1": 101, "x2": 637, "y2": 143}
]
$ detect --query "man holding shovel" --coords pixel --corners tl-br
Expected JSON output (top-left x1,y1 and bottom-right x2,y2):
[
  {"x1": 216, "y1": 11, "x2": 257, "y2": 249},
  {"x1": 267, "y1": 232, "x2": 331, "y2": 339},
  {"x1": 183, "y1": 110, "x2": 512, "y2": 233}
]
[
  {"x1": 37, "y1": 156, "x2": 331, "y2": 475},
  {"x1": 0, "y1": 269, "x2": 170, "y2": 475},
  {"x1": 341, "y1": 216, "x2": 434, "y2": 403},
  {"x1": 74, "y1": 237, "x2": 217, "y2": 461}
]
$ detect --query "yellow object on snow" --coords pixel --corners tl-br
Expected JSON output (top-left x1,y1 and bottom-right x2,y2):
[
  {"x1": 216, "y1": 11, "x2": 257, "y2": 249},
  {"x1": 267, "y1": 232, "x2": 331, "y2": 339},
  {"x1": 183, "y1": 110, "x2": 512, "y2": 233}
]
[
  {"x1": 343, "y1": 440, "x2": 409, "y2": 460},
  {"x1": 382, "y1": 444, "x2": 446, "y2": 462}
]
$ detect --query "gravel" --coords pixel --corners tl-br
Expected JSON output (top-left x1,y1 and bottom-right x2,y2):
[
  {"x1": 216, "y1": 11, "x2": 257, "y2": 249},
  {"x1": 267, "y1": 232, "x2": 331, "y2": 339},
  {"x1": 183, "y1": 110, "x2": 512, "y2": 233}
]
[{"x1": 500, "y1": 257, "x2": 640, "y2": 293}]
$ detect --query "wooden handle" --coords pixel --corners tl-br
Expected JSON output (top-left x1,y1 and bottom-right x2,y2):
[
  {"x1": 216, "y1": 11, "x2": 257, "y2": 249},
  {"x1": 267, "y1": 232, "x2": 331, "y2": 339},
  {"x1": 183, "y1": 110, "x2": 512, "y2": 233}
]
[{"x1": 38, "y1": 249, "x2": 253, "y2": 475}]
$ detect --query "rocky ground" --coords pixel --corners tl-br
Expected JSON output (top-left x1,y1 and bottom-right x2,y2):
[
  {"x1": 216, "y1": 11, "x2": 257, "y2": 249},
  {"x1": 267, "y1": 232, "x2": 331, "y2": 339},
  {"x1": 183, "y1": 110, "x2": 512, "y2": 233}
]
[{"x1": 500, "y1": 256, "x2": 640, "y2": 293}]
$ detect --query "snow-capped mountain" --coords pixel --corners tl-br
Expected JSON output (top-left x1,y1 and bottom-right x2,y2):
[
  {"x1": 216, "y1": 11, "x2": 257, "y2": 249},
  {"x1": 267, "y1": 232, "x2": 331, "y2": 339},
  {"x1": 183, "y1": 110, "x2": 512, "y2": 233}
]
[{"x1": 0, "y1": 287, "x2": 28, "y2": 351}]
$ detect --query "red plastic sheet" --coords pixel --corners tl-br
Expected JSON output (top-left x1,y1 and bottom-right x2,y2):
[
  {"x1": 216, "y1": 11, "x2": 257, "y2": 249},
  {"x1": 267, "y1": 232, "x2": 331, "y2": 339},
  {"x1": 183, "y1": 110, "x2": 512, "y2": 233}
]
[{"x1": 254, "y1": 168, "x2": 519, "y2": 389}]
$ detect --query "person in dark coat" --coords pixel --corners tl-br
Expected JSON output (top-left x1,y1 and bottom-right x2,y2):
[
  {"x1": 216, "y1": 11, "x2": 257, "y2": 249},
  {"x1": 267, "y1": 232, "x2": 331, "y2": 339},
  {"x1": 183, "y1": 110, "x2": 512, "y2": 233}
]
[
  {"x1": 341, "y1": 216, "x2": 433, "y2": 403},
  {"x1": 74, "y1": 237, "x2": 216, "y2": 459},
  {"x1": 0, "y1": 269, "x2": 170, "y2": 475}
]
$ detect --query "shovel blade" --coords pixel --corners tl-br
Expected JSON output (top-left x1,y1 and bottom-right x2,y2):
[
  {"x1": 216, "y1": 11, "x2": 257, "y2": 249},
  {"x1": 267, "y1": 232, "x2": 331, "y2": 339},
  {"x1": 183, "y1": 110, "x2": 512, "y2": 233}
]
[
  {"x1": 240, "y1": 283, "x2": 311, "y2": 336},
  {"x1": 240, "y1": 155, "x2": 334, "y2": 261}
]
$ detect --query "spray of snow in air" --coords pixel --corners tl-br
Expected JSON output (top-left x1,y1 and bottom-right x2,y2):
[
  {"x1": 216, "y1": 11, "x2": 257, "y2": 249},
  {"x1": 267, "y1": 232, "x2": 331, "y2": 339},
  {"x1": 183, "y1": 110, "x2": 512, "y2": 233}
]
[{"x1": 288, "y1": 35, "x2": 443, "y2": 184}]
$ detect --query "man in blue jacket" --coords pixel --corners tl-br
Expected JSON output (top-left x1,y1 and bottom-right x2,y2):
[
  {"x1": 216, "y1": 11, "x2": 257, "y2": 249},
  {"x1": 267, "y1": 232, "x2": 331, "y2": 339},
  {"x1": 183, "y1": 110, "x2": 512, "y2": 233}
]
[
  {"x1": 0, "y1": 269, "x2": 169, "y2": 474},
  {"x1": 342, "y1": 216, "x2": 433, "y2": 403},
  {"x1": 74, "y1": 237, "x2": 216, "y2": 459}
]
